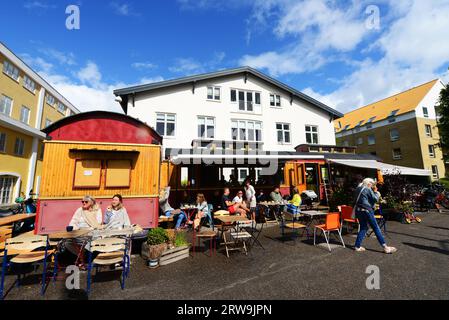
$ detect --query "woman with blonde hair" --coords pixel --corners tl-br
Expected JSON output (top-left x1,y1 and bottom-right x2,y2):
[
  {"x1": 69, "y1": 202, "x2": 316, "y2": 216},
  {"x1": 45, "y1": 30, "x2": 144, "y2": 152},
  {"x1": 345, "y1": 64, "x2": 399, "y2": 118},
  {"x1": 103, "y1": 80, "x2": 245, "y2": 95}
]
[
  {"x1": 69, "y1": 195, "x2": 103, "y2": 230},
  {"x1": 104, "y1": 194, "x2": 131, "y2": 230},
  {"x1": 193, "y1": 193, "x2": 210, "y2": 230},
  {"x1": 353, "y1": 178, "x2": 397, "y2": 254}
]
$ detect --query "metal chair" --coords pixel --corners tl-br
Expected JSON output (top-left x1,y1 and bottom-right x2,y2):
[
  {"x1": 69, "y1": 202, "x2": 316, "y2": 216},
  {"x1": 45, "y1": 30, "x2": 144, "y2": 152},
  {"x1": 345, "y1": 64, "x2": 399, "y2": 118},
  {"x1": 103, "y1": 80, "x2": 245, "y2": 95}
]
[
  {"x1": 280, "y1": 211, "x2": 308, "y2": 242},
  {"x1": 1, "y1": 234, "x2": 56, "y2": 299},
  {"x1": 339, "y1": 205, "x2": 360, "y2": 233},
  {"x1": 86, "y1": 236, "x2": 130, "y2": 295},
  {"x1": 314, "y1": 212, "x2": 345, "y2": 252}
]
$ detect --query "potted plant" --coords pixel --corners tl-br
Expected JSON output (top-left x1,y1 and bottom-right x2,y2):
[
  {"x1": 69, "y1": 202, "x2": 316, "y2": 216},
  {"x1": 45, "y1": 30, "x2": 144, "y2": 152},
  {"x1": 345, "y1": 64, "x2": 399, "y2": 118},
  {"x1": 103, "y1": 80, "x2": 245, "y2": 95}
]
[
  {"x1": 141, "y1": 227, "x2": 169, "y2": 268},
  {"x1": 159, "y1": 231, "x2": 190, "y2": 266}
]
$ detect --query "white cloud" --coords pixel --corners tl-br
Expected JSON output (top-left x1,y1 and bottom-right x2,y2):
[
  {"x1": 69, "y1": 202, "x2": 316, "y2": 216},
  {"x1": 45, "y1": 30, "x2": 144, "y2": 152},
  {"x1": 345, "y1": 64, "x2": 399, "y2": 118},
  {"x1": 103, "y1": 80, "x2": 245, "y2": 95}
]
[
  {"x1": 169, "y1": 58, "x2": 204, "y2": 74},
  {"x1": 240, "y1": 0, "x2": 371, "y2": 76},
  {"x1": 76, "y1": 61, "x2": 102, "y2": 87},
  {"x1": 23, "y1": 1, "x2": 55, "y2": 10},
  {"x1": 38, "y1": 48, "x2": 76, "y2": 66},
  {"x1": 303, "y1": 0, "x2": 449, "y2": 112},
  {"x1": 110, "y1": 2, "x2": 140, "y2": 16},
  {"x1": 131, "y1": 62, "x2": 157, "y2": 70}
]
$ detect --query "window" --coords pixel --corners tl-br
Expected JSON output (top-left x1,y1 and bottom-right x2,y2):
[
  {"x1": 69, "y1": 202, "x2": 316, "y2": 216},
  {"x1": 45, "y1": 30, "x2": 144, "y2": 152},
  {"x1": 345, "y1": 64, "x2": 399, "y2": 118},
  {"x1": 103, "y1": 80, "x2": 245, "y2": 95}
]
[
  {"x1": 44, "y1": 118, "x2": 52, "y2": 128},
  {"x1": 156, "y1": 113, "x2": 176, "y2": 137},
  {"x1": 357, "y1": 137, "x2": 363, "y2": 145},
  {"x1": 207, "y1": 86, "x2": 220, "y2": 101},
  {"x1": 368, "y1": 135, "x2": 376, "y2": 145},
  {"x1": 231, "y1": 120, "x2": 262, "y2": 142},
  {"x1": 23, "y1": 75, "x2": 36, "y2": 93},
  {"x1": 20, "y1": 106, "x2": 30, "y2": 124},
  {"x1": 270, "y1": 94, "x2": 281, "y2": 107},
  {"x1": 3, "y1": 60, "x2": 19, "y2": 81},
  {"x1": 231, "y1": 89, "x2": 259, "y2": 112},
  {"x1": 390, "y1": 128, "x2": 400, "y2": 141},
  {"x1": 73, "y1": 159, "x2": 101, "y2": 188},
  {"x1": 14, "y1": 138, "x2": 25, "y2": 156},
  {"x1": 276, "y1": 123, "x2": 291, "y2": 144},
  {"x1": 425, "y1": 124, "x2": 432, "y2": 137},
  {"x1": 423, "y1": 107, "x2": 429, "y2": 118},
  {"x1": 57, "y1": 102, "x2": 67, "y2": 114},
  {"x1": 428, "y1": 144, "x2": 435, "y2": 158},
  {"x1": 197, "y1": 116, "x2": 215, "y2": 139},
  {"x1": 238, "y1": 168, "x2": 249, "y2": 183},
  {"x1": 387, "y1": 109, "x2": 399, "y2": 123},
  {"x1": 0, "y1": 95, "x2": 13, "y2": 116},
  {"x1": 106, "y1": 160, "x2": 132, "y2": 187},
  {"x1": 38, "y1": 144, "x2": 44, "y2": 161},
  {"x1": 46, "y1": 95, "x2": 55, "y2": 106},
  {"x1": 0, "y1": 132, "x2": 6, "y2": 152},
  {"x1": 343, "y1": 124, "x2": 350, "y2": 131},
  {"x1": 431, "y1": 165, "x2": 439, "y2": 179},
  {"x1": 0, "y1": 176, "x2": 16, "y2": 204},
  {"x1": 392, "y1": 148, "x2": 402, "y2": 160},
  {"x1": 305, "y1": 125, "x2": 319, "y2": 144},
  {"x1": 366, "y1": 116, "x2": 376, "y2": 129}
]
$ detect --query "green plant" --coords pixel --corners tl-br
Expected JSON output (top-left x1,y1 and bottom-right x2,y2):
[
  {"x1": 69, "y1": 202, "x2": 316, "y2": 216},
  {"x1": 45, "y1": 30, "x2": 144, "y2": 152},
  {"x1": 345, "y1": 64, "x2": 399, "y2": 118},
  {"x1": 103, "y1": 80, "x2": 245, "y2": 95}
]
[
  {"x1": 147, "y1": 227, "x2": 169, "y2": 246},
  {"x1": 174, "y1": 231, "x2": 188, "y2": 247}
]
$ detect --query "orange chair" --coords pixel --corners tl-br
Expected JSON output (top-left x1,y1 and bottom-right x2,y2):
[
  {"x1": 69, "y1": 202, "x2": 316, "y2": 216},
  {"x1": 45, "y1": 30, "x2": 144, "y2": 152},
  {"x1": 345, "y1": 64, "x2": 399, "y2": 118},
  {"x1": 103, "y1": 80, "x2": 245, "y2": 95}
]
[
  {"x1": 340, "y1": 205, "x2": 360, "y2": 233},
  {"x1": 313, "y1": 212, "x2": 345, "y2": 252}
]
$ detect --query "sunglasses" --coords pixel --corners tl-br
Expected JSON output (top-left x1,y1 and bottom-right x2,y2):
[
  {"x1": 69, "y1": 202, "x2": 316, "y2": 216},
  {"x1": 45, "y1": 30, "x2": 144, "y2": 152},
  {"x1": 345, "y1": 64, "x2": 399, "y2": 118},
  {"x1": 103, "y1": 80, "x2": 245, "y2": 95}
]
[{"x1": 81, "y1": 200, "x2": 89, "y2": 204}]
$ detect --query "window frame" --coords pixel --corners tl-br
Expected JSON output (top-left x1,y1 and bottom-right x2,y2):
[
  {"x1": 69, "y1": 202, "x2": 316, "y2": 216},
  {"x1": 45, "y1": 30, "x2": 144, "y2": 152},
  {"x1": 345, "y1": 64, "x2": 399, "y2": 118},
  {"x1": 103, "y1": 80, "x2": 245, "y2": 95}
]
[
  {"x1": 269, "y1": 93, "x2": 281, "y2": 107},
  {"x1": 46, "y1": 94, "x2": 55, "y2": 106},
  {"x1": 197, "y1": 116, "x2": 215, "y2": 139},
  {"x1": 14, "y1": 137, "x2": 25, "y2": 156},
  {"x1": 23, "y1": 75, "x2": 36, "y2": 94},
  {"x1": 356, "y1": 137, "x2": 363, "y2": 145},
  {"x1": 230, "y1": 89, "x2": 261, "y2": 113},
  {"x1": 305, "y1": 125, "x2": 319, "y2": 145},
  {"x1": 156, "y1": 112, "x2": 176, "y2": 138},
  {"x1": 392, "y1": 148, "x2": 402, "y2": 160},
  {"x1": 428, "y1": 144, "x2": 435, "y2": 158},
  {"x1": 231, "y1": 119, "x2": 262, "y2": 142},
  {"x1": 207, "y1": 86, "x2": 221, "y2": 101},
  {"x1": 425, "y1": 124, "x2": 432, "y2": 137},
  {"x1": 390, "y1": 128, "x2": 400, "y2": 141},
  {"x1": 276, "y1": 123, "x2": 291, "y2": 144},
  {"x1": 0, "y1": 132, "x2": 6, "y2": 153},
  {"x1": 3, "y1": 60, "x2": 19, "y2": 82},
  {"x1": 431, "y1": 165, "x2": 439, "y2": 179},
  {"x1": 0, "y1": 95, "x2": 13, "y2": 117},
  {"x1": 367, "y1": 135, "x2": 376, "y2": 145},
  {"x1": 20, "y1": 106, "x2": 31, "y2": 124},
  {"x1": 423, "y1": 107, "x2": 429, "y2": 118}
]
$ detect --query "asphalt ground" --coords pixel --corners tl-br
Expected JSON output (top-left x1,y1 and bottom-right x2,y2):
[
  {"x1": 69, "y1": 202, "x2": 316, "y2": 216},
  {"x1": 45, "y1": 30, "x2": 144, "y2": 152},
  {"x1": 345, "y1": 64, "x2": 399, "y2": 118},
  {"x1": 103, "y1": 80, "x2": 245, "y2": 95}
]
[{"x1": 2, "y1": 210, "x2": 449, "y2": 300}]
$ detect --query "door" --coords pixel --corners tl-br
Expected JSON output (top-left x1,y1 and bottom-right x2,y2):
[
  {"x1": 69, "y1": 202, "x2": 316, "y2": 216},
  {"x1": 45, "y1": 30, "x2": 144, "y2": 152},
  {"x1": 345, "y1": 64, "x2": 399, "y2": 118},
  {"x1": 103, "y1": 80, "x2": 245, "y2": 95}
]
[{"x1": 305, "y1": 164, "x2": 319, "y2": 196}]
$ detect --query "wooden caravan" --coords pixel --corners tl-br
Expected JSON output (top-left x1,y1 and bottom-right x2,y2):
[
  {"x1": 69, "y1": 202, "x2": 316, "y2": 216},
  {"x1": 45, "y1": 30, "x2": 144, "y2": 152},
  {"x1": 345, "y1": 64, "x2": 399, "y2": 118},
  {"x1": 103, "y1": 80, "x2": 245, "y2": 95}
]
[{"x1": 35, "y1": 111, "x2": 162, "y2": 234}]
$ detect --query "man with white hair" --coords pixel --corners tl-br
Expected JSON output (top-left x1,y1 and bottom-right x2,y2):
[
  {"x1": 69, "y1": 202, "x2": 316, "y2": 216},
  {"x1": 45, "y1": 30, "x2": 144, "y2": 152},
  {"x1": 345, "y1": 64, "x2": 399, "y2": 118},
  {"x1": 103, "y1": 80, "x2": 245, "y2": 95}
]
[{"x1": 353, "y1": 178, "x2": 397, "y2": 254}]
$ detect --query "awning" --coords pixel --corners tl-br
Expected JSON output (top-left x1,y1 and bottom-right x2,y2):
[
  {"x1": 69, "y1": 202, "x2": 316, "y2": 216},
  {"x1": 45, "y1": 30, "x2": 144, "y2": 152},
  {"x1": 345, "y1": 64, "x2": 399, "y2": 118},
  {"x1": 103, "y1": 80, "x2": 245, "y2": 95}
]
[{"x1": 328, "y1": 159, "x2": 431, "y2": 176}]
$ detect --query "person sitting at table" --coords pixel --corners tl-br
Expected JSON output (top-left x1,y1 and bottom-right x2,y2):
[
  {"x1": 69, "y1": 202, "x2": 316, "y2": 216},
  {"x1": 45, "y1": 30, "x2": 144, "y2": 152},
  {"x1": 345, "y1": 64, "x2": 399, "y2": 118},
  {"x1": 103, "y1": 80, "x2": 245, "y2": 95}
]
[
  {"x1": 159, "y1": 186, "x2": 187, "y2": 230},
  {"x1": 222, "y1": 187, "x2": 249, "y2": 216},
  {"x1": 192, "y1": 193, "x2": 211, "y2": 230},
  {"x1": 67, "y1": 195, "x2": 103, "y2": 269},
  {"x1": 270, "y1": 186, "x2": 285, "y2": 216},
  {"x1": 256, "y1": 190, "x2": 266, "y2": 203},
  {"x1": 104, "y1": 194, "x2": 131, "y2": 230},
  {"x1": 286, "y1": 187, "x2": 302, "y2": 215}
]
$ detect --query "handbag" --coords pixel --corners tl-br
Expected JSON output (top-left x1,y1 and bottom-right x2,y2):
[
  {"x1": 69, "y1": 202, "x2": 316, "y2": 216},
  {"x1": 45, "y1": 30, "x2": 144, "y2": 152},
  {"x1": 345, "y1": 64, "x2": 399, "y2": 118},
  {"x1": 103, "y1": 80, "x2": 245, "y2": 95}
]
[{"x1": 352, "y1": 187, "x2": 365, "y2": 219}]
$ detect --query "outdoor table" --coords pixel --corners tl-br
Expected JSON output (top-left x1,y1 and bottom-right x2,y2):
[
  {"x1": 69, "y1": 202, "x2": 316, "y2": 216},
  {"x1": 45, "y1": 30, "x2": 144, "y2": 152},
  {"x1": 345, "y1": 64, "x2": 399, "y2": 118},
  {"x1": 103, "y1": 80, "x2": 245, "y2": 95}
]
[
  {"x1": 216, "y1": 215, "x2": 252, "y2": 257},
  {"x1": 0, "y1": 213, "x2": 36, "y2": 227},
  {"x1": 45, "y1": 229, "x2": 92, "y2": 268},
  {"x1": 302, "y1": 211, "x2": 328, "y2": 234},
  {"x1": 180, "y1": 205, "x2": 198, "y2": 225}
]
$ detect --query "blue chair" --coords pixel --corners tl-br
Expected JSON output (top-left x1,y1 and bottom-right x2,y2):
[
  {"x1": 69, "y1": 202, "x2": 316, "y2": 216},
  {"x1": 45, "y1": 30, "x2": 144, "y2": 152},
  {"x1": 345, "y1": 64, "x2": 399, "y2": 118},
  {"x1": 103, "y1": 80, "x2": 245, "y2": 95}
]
[
  {"x1": 1, "y1": 234, "x2": 56, "y2": 299},
  {"x1": 86, "y1": 236, "x2": 130, "y2": 295}
]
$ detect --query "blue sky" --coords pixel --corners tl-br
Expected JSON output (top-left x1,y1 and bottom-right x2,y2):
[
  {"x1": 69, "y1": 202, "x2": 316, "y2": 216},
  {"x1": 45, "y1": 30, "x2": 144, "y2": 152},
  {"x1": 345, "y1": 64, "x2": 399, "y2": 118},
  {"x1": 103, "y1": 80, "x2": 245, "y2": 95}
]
[{"x1": 1, "y1": 0, "x2": 449, "y2": 113}]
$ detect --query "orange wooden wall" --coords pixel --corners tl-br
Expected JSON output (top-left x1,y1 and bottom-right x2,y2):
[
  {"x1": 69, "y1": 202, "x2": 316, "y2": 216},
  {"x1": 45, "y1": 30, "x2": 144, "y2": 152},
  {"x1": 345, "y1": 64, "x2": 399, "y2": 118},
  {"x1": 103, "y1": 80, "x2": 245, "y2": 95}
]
[{"x1": 40, "y1": 141, "x2": 161, "y2": 199}]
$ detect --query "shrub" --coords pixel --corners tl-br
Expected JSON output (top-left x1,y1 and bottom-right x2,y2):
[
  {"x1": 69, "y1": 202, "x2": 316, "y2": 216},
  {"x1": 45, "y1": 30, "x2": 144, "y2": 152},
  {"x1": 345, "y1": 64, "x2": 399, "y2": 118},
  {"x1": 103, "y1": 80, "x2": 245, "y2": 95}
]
[
  {"x1": 174, "y1": 231, "x2": 189, "y2": 247},
  {"x1": 147, "y1": 227, "x2": 169, "y2": 246}
]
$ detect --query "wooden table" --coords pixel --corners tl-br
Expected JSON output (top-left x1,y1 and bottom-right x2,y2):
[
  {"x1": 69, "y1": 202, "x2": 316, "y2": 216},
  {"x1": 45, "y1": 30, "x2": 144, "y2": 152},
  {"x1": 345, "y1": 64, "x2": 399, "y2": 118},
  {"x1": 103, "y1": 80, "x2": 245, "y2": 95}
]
[
  {"x1": 302, "y1": 211, "x2": 328, "y2": 233},
  {"x1": 46, "y1": 229, "x2": 91, "y2": 240},
  {"x1": 0, "y1": 214, "x2": 36, "y2": 227}
]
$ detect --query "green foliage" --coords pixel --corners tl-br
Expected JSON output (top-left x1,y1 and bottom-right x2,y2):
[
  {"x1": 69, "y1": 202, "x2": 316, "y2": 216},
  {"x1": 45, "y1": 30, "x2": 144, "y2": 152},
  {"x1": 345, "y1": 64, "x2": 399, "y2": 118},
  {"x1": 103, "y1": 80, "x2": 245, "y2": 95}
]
[
  {"x1": 146, "y1": 227, "x2": 169, "y2": 246},
  {"x1": 328, "y1": 185, "x2": 354, "y2": 212},
  {"x1": 174, "y1": 231, "x2": 189, "y2": 247},
  {"x1": 441, "y1": 178, "x2": 449, "y2": 190},
  {"x1": 437, "y1": 84, "x2": 449, "y2": 159}
]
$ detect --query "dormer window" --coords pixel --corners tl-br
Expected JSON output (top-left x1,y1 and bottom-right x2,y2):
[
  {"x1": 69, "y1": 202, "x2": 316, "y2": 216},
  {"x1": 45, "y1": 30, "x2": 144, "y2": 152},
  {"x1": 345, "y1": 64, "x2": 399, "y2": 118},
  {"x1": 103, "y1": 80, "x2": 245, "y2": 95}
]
[
  {"x1": 366, "y1": 116, "x2": 376, "y2": 129},
  {"x1": 387, "y1": 109, "x2": 399, "y2": 123},
  {"x1": 343, "y1": 124, "x2": 350, "y2": 131},
  {"x1": 207, "y1": 86, "x2": 220, "y2": 101}
]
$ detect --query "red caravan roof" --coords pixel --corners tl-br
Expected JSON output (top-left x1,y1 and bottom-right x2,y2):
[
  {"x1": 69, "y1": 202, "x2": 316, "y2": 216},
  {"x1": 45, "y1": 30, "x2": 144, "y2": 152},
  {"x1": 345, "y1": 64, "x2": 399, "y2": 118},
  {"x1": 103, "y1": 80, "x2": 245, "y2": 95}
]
[{"x1": 43, "y1": 111, "x2": 163, "y2": 145}]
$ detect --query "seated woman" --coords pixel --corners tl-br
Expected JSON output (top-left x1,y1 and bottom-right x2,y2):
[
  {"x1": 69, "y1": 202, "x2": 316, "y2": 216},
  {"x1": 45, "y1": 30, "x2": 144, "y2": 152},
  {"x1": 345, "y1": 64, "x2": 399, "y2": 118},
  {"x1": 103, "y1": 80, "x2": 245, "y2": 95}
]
[
  {"x1": 286, "y1": 187, "x2": 302, "y2": 215},
  {"x1": 104, "y1": 194, "x2": 131, "y2": 230},
  {"x1": 159, "y1": 186, "x2": 187, "y2": 230},
  {"x1": 222, "y1": 187, "x2": 249, "y2": 216},
  {"x1": 67, "y1": 195, "x2": 103, "y2": 269},
  {"x1": 192, "y1": 193, "x2": 211, "y2": 230}
]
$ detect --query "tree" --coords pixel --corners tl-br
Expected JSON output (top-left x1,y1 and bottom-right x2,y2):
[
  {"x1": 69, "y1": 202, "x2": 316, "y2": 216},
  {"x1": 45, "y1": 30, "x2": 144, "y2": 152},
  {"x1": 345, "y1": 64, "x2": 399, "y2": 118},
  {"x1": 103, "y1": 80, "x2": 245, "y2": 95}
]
[{"x1": 436, "y1": 81, "x2": 449, "y2": 166}]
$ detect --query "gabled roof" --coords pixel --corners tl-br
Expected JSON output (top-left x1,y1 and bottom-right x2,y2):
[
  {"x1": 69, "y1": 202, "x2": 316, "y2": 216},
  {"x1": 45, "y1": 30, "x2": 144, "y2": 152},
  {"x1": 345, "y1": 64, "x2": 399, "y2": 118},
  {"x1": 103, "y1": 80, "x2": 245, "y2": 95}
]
[
  {"x1": 113, "y1": 66, "x2": 343, "y2": 118},
  {"x1": 335, "y1": 79, "x2": 439, "y2": 133}
]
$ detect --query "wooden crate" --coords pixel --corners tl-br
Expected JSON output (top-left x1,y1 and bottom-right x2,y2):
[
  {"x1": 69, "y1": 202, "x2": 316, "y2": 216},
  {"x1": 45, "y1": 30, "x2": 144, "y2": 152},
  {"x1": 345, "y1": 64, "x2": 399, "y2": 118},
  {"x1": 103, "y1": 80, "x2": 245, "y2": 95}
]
[{"x1": 159, "y1": 245, "x2": 190, "y2": 266}]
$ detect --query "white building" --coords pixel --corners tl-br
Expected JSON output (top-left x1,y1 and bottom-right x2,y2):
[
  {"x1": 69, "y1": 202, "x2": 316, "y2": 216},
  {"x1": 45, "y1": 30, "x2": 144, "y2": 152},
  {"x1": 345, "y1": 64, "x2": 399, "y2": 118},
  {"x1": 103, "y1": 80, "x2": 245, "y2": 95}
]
[{"x1": 114, "y1": 67, "x2": 342, "y2": 156}]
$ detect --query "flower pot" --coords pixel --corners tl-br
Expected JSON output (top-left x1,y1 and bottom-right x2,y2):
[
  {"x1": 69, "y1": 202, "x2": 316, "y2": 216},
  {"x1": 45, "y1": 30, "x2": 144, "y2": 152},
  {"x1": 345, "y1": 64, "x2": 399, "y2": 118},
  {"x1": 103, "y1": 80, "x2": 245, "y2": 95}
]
[{"x1": 141, "y1": 242, "x2": 168, "y2": 268}]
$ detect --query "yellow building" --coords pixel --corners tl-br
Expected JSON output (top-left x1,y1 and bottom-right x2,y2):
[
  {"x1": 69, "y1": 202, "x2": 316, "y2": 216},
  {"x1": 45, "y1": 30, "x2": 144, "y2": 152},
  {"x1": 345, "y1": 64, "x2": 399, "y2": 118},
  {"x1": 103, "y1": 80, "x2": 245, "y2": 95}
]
[
  {"x1": 0, "y1": 42, "x2": 79, "y2": 205},
  {"x1": 335, "y1": 79, "x2": 446, "y2": 181}
]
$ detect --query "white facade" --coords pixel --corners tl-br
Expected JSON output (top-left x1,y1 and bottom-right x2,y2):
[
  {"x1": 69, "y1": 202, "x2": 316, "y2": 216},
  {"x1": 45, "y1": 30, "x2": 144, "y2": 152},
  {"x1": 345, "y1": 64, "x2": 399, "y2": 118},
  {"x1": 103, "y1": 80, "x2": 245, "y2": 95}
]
[{"x1": 124, "y1": 73, "x2": 337, "y2": 152}]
